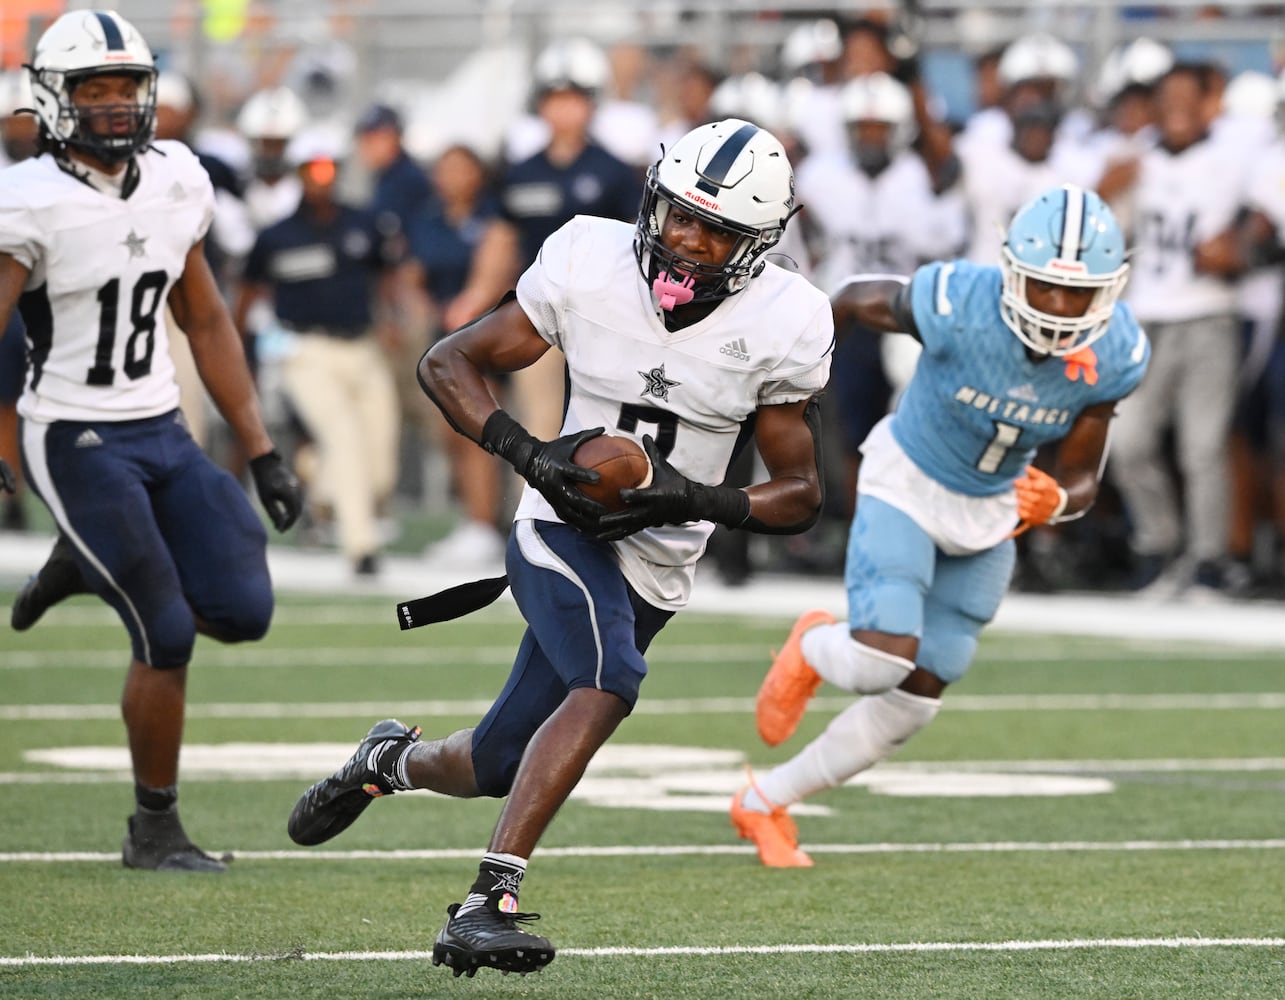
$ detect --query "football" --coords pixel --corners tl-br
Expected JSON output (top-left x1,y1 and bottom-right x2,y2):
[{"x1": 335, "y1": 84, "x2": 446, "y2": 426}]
[{"x1": 572, "y1": 434, "x2": 652, "y2": 512}]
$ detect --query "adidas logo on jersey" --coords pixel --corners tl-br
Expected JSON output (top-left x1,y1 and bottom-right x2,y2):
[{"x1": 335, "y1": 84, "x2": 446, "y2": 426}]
[
  {"x1": 74, "y1": 429, "x2": 104, "y2": 448},
  {"x1": 1007, "y1": 383, "x2": 1039, "y2": 403},
  {"x1": 719, "y1": 338, "x2": 750, "y2": 362}
]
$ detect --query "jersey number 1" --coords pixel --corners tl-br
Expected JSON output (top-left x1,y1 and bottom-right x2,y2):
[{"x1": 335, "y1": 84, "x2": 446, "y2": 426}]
[
  {"x1": 87, "y1": 270, "x2": 168, "y2": 386},
  {"x1": 977, "y1": 420, "x2": 1021, "y2": 474}
]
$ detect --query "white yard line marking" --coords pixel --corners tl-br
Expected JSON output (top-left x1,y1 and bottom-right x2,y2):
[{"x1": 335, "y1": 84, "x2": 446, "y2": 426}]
[
  {"x1": 2, "y1": 756, "x2": 1283, "y2": 786},
  {"x1": 1, "y1": 642, "x2": 1276, "y2": 670},
  {"x1": 2, "y1": 838, "x2": 1283, "y2": 864},
  {"x1": 2, "y1": 692, "x2": 1283, "y2": 721},
  {"x1": 0, "y1": 937, "x2": 1281, "y2": 967}
]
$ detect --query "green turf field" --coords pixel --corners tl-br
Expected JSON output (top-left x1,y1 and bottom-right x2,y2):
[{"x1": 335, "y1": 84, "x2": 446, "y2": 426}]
[{"x1": 1, "y1": 590, "x2": 1282, "y2": 998}]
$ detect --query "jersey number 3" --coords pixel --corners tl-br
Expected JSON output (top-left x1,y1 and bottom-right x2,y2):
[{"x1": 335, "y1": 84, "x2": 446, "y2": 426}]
[{"x1": 87, "y1": 270, "x2": 168, "y2": 386}]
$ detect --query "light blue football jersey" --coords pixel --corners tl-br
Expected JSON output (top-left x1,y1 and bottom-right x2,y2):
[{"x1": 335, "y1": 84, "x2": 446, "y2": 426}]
[{"x1": 891, "y1": 260, "x2": 1150, "y2": 496}]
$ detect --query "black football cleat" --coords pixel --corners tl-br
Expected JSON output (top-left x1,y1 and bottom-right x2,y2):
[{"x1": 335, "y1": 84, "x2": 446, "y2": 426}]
[
  {"x1": 287, "y1": 718, "x2": 421, "y2": 846},
  {"x1": 122, "y1": 811, "x2": 230, "y2": 873},
  {"x1": 431, "y1": 902, "x2": 556, "y2": 977},
  {"x1": 11, "y1": 533, "x2": 92, "y2": 631}
]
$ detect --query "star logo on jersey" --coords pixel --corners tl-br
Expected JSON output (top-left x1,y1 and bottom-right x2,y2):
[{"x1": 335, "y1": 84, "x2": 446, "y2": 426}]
[
  {"x1": 639, "y1": 364, "x2": 681, "y2": 402},
  {"x1": 121, "y1": 230, "x2": 148, "y2": 259}
]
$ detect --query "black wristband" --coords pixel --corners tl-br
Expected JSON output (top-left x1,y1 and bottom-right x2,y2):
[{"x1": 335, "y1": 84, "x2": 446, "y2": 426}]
[
  {"x1": 480, "y1": 410, "x2": 539, "y2": 476},
  {"x1": 249, "y1": 449, "x2": 281, "y2": 472},
  {"x1": 691, "y1": 483, "x2": 751, "y2": 528}
]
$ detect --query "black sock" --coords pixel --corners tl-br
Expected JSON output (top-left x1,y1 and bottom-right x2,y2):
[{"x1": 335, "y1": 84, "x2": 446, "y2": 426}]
[
  {"x1": 457, "y1": 852, "x2": 527, "y2": 915},
  {"x1": 370, "y1": 739, "x2": 415, "y2": 791},
  {"x1": 135, "y1": 783, "x2": 177, "y2": 814}
]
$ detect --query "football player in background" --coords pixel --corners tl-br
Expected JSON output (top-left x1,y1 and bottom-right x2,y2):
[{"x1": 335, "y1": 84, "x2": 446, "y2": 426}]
[
  {"x1": 733, "y1": 185, "x2": 1150, "y2": 867},
  {"x1": 0, "y1": 10, "x2": 302, "y2": 871},
  {"x1": 287, "y1": 119, "x2": 833, "y2": 975}
]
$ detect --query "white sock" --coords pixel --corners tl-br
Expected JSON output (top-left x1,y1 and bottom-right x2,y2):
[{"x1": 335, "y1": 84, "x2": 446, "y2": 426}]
[
  {"x1": 800, "y1": 622, "x2": 914, "y2": 693},
  {"x1": 754, "y1": 687, "x2": 941, "y2": 807}
]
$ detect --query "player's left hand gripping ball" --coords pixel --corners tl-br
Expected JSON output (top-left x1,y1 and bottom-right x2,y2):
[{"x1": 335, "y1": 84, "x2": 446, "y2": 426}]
[
  {"x1": 1014, "y1": 465, "x2": 1067, "y2": 527},
  {"x1": 250, "y1": 450, "x2": 304, "y2": 532},
  {"x1": 0, "y1": 458, "x2": 14, "y2": 494}
]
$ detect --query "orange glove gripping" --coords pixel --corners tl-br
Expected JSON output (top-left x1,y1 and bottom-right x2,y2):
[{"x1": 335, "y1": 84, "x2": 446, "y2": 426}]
[{"x1": 1014, "y1": 465, "x2": 1068, "y2": 527}]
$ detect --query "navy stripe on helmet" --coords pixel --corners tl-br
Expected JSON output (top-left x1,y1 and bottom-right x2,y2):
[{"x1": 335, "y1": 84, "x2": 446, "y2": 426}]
[
  {"x1": 1058, "y1": 184, "x2": 1084, "y2": 262},
  {"x1": 694, "y1": 122, "x2": 759, "y2": 196},
  {"x1": 94, "y1": 12, "x2": 126, "y2": 51}
]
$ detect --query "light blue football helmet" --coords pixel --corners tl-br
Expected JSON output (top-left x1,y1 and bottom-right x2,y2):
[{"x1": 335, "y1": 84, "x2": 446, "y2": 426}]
[{"x1": 1000, "y1": 184, "x2": 1129, "y2": 356}]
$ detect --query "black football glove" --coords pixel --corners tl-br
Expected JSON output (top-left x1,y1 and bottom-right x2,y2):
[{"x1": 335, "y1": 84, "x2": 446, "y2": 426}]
[
  {"x1": 593, "y1": 435, "x2": 750, "y2": 542},
  {"x1": 481, "y1": 411, "x2": 610, "y2": 533},
  {"x1": 250, "y1": 450, "x2": 303, "y2": 532},
  {"x1": 0, "y1": 458, "x2": 15, "y2": 494}
]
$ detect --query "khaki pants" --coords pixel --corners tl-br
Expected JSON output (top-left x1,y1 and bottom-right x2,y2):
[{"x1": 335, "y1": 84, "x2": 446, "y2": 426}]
[{"x1": 282, "y1": 333, "x2": 400, "y2": 561}]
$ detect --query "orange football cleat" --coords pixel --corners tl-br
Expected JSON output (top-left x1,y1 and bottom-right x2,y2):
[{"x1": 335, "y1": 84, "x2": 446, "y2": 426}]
[
  {"x1": 756, "y1": 609, "x2": 836, "y2": 746},
  {"x1": 729, "y1": 784, "x2": 813, "y2": 868}
]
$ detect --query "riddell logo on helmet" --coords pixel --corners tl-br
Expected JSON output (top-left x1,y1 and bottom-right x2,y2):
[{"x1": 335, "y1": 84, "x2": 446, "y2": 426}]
[
  {"x1": 1048, "y1": 259, "x2": 1088, "y2": 273},
  {"x1": 684, "y1": 190, "x2": 721, "y2": 211}
]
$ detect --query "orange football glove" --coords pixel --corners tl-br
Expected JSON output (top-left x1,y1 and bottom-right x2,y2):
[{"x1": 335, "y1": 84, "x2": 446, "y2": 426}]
[{"x1": 1013, "y1": 466, "x2": 1069, "y2": 528}]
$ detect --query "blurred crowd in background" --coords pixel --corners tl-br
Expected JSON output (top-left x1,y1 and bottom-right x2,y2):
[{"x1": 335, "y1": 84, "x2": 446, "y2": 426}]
[{"x1": 3, "y1": 1, "x2": 1285, "y2": 603}]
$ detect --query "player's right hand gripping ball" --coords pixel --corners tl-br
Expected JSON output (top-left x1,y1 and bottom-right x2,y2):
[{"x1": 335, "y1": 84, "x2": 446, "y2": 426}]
[{"x1": 571, "y1": 435, "x2": 652, "y2": 512}]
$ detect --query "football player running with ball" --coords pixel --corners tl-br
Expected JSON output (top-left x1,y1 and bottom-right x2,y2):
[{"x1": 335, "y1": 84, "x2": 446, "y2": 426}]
[
  {"x1": 288, "y1": 119, "x2": 833, "y2": 976},
  {"x1": 0, "y1": 11, "x2": 301, "y2": 871},
  {"x1": 733, "y1": 184, "x2": 1151, "y2": 867}
]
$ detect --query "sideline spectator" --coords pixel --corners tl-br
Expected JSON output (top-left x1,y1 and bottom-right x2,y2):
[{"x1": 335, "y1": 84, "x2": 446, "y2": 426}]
[{"x1": 235, "y1": 129, "x2": 403, "y2": 576}]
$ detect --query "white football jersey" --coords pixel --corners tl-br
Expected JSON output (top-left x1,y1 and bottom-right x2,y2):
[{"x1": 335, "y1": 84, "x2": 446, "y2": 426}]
[
  {"x1": 1124, "y1": 134, "x2": 1249, "y2": 322},
  {"x1": 795, "y1": 148, "x2": 967, "y2": 293},
  {"x1": 515, "y1": 216, "x2": 833, "y2": 609},
  {"x1": 958, "y1": 139, "x2": 1101, "y2": 266},
  {"x1": 0, "y1": 141, "x2": 214, "y2": 423}
]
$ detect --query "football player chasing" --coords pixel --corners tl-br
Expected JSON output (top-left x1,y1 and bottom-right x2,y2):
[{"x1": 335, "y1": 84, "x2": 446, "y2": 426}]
[
  {"x1": 0, "y1": 11, "x2": 301, "y2": 871},
  {"x1": 287, "y1": 119, "x2": 833, "y2": 976},
  {"x1": 733, "y1": 184, "x2": 1151, "y2": 867}
]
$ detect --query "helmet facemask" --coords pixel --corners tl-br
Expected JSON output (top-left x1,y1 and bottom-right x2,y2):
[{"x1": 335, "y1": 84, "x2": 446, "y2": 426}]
[
  {"x1": 1000, "y1": 250, "x2": 1129, "y2": 356},
  {"x1": 633, "y1": 118, "x2": 794, "y2": 309},
  {"x1": 47, "y1": 67, "x2": 157, "y2": 164},
  {"x1": 635, "y1": 175, "x2": 784, "y2": 307}
]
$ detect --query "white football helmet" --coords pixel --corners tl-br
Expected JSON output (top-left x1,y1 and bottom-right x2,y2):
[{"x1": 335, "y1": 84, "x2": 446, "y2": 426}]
[
  {"x1": 635, "y1": 118, "x2": 795, "y2": 305},
  {"x1": 28, "y1": 9, "x2": 156, "y2": 164},
  {"x1": 1096, "y1": 37, "x2": 1173, "y2": 107},
  {"x1": 532, "y1": 38, "x2": 609, "y2": 98},
  {"x1": 998, "y1": 33, "x2": 1078, "y2": 87},
  {"x1": 0, "y1": 69, "x2": 33, "y2": 117},
  {"x1": 236, "y1": 87, "x2": 308, "y2": 141},
  {"x1": 709, "y1": 73, "x2": 785, "y2": 132},
  {"x1": 780, "y1": 19, "x2": 842, "y2": 76},
  {"x1": 840, "y1": 72, "x2": 917, "y2": 155}
]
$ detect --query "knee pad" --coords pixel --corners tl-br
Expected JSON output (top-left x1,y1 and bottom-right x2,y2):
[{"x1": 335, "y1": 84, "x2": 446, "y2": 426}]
[
  {"x1": 140, "y1": 600, "x2": 197, "y2": 670},
  {"x1": 801, "y1": 623, "x2": 914, "y2": 693}
]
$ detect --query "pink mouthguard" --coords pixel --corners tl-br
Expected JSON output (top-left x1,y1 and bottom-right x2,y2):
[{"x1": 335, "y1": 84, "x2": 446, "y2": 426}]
[{"x1": 652, "y1": 271, "x2": 696, "y2": 311}]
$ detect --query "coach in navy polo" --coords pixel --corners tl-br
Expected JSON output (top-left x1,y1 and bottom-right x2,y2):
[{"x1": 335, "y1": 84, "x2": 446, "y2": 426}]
[{"x1": 236, "y1": 128, "x2": 403, "y2": 576}]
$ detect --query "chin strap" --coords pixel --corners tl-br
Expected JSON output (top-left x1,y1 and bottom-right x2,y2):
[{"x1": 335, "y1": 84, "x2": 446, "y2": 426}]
[{"x1": 653, "y1": 271, "x2": 695, "y2": 311}]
